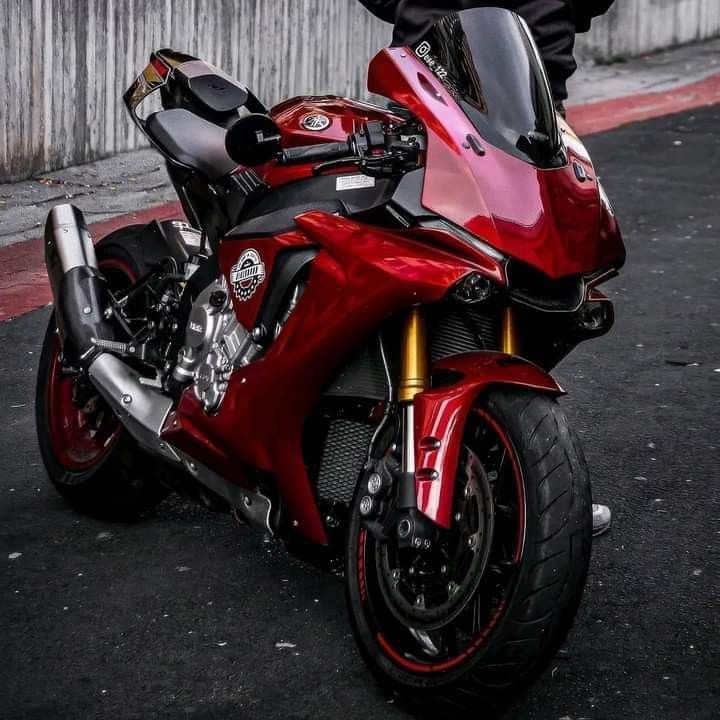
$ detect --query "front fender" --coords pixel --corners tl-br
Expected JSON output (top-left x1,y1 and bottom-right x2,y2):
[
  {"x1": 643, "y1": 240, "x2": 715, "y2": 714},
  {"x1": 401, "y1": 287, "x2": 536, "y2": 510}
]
[{"x1": 414, "y1": 352, "x2": 564, "y2": 528}]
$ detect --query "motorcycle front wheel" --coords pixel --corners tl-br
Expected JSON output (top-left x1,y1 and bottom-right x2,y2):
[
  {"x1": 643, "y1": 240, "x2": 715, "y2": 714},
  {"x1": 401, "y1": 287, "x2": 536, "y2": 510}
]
[{"x1": 345, "y1": 388, "x2": 592, "y2": 716}]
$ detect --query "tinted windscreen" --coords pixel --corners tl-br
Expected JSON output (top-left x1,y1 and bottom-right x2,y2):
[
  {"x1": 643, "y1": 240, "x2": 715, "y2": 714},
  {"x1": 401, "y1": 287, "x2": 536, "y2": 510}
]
[{"x1": 414, "y1": 8, "x2": 561, "y2": 167}]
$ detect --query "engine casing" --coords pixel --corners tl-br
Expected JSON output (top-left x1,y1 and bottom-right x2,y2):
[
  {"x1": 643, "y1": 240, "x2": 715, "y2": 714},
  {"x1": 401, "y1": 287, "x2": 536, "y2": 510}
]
[{"x1": 172, "y1": 277, "x2": 258, "y2": 412}]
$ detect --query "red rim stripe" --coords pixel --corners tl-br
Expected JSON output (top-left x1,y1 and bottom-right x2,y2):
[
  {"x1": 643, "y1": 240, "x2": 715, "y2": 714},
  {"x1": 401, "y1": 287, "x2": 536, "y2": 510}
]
[
  {"x1": 363, "y1": 405, "x2": 525, "y2": 674},
  {"x1": 376, "y1": 600, "x2": 508, "y2": 674}
]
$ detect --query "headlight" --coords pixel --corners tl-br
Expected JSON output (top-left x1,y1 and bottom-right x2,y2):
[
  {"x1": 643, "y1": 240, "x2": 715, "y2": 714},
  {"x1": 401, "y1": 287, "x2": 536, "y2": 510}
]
[
  {"x1": 576, "y1": 300, "x2": 613, "y2": 334},
  {"x1": 451, "y1": 272, "x2": 497, "y2": 304}
]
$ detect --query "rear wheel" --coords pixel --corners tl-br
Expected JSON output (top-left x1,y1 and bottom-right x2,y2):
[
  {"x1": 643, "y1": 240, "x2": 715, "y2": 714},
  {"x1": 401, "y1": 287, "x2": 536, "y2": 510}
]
[
  {"x1": 346, "y1": 389, "x2": 592, "y2": 716},
  {"x1": 35, "y1": 227, "x2": 168, "y2": 520}
]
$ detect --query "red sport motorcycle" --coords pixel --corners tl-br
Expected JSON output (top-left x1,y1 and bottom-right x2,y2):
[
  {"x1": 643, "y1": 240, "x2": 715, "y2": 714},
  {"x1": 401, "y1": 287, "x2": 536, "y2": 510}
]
[{"x1": 37, "y1": 8, "x2": 624, "y2": 714}]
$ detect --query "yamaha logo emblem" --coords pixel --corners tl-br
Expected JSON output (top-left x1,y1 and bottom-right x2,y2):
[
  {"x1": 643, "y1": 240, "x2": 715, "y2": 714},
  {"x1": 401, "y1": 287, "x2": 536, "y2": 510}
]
[
  {"x1": 231, "y1": 249, "x2": 266, "y2": 302},
  {"x1": 301, "y1": 113, "x2": 331, "y2": 131}
]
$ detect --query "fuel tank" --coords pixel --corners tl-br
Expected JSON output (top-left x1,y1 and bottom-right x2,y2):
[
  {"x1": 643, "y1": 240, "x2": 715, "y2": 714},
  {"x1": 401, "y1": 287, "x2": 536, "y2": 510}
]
[
  {"x1": 260, "y1": 96, "x2": 401, "y2": 188},
  {"x1": 271, "y1": 95, "x2": 398, "y2": 147}
]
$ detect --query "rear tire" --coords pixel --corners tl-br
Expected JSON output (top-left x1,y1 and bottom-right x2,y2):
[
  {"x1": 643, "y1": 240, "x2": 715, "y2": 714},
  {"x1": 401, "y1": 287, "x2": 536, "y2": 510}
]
[
  {"x1": 35, "y1": 227, "x2": 168, "y2": 521},
  {"x1": 345, "y1": 388, "x2": 592, "y2": 716}
]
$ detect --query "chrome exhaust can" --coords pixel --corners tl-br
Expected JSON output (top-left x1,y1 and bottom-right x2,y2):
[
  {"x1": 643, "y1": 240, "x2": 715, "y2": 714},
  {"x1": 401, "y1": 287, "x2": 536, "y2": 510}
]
[{"x1": 44, "y1": 204, "x2": 115, "y2": 366}]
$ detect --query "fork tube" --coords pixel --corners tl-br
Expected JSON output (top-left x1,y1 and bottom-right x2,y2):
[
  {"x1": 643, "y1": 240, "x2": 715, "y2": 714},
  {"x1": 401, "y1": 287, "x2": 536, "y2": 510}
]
[
  {"x1": 398, "y1": 307, "x2": 429, "y2": 508},
  {"x1": 502, "y1": 305, "x2": 518, "y2": 356},
  {"x1": 398, "y1": 307, "x2": 429, "y2": 403}
]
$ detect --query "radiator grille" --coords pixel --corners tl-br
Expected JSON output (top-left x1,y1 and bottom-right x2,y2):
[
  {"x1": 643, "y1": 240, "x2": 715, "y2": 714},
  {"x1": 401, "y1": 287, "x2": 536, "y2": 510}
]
[
  {"x1": 323, "y1": 342, "x2": 388, "y2": 400},
  {"x1": 430, "y1": 307, "x2": 500, "y2": 362},
  {"x1": 316, "y1": 419, "x2": 375, "y2": 505}
]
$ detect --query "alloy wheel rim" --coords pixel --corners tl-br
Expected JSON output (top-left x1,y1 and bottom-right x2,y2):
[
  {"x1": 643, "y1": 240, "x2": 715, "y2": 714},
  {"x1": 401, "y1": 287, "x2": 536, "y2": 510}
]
[{"x1": 357, "y1": 405, "x2": 526, "y2": 672}]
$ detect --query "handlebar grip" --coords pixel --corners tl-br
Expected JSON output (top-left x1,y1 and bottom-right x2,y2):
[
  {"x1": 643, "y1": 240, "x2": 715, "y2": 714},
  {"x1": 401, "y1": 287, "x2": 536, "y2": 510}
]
[{"x1": 281, "y1": 141, "x2": 353, "y2": 165}]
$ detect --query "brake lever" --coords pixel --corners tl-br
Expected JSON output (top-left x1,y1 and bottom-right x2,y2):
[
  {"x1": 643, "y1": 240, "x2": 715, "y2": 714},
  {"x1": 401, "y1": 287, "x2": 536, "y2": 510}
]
[{"x1": 311, "y1": 157, "x2": 361, "y2": 175}]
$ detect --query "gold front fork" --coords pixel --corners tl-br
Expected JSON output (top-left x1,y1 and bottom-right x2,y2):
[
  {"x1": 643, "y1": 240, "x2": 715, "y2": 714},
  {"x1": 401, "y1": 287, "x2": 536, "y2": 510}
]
[
  {"x1": 398, "y1": 305, "x2": 518, "y2": 394},
  {"x1": 398, "y1": 307, "x2": 429, "y2": 403},
  {"x1": 398, "y1": 307, "x2": 429, "y2": 487},
  {"x1": 502, "y1": 305, "x2": 519, "y2": 356},
  {"x1": 399, "y1": 306, "x2": 517, "y2": 399}
]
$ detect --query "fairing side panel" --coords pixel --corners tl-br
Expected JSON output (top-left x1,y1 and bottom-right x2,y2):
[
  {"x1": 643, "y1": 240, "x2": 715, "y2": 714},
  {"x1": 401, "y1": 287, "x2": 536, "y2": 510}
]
[
  {"x1": 163, "y1": 212, "x2": 480, "y2": 544},
  {"x1": 367, "y1": 49, "x2": 625, "y2": 279}
]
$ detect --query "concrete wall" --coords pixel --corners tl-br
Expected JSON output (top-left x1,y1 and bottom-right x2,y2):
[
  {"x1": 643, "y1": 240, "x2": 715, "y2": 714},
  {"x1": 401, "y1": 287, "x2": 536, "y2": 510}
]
[
  {"x1": 576, "y1": 0, "x2": 720, "y2": 60},
  {"x1": 1, "y1": 0, "x2": 719, "y2": 182},
  {"x1": 0, "y1": 0, "x2": 389, "y2": 182}
]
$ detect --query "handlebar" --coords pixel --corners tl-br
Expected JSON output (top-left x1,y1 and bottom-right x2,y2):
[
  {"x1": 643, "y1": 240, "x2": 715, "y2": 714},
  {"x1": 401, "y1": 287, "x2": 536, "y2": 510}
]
[
  {"x1": 280, "y1": 141, "x2": 355, "y2": 165},
  {"x1": 278, "y1": 119, "x2": 423, "y2": 177}
]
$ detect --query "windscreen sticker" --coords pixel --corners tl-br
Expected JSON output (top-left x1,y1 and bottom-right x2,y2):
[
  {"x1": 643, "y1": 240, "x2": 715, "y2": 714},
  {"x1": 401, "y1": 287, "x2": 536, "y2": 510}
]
[
  {"x1": 415, "y1": 41, "x2": 448, "y2": 80},
  {"x1": 336, "y1": 175, "x2": 376, "y2": 191}
]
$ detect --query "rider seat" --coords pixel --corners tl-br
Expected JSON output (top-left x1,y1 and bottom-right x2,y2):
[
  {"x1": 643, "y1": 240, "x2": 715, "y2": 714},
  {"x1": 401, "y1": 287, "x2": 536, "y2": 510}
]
[{"x1": 146, "y1": 109, "x2": 237, "y2": 181}]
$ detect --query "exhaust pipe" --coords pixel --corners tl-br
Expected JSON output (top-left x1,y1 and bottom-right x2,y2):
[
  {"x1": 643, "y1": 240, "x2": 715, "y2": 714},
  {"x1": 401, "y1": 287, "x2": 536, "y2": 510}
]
[
  {"x1": 44, "y1": 204, "x2": 173, "y2": 451},
  {"x1": 89, "y1": 353, "x2": 174, "y2": 455},
  {"x1": 45, "y1": 204, "x2": 116, "y2": 367}
]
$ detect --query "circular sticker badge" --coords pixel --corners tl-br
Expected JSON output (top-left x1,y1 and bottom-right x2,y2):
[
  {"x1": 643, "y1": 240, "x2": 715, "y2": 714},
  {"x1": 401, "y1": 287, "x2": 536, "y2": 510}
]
[{"x1": 231, "y1": 249, "x2": 266, "y2": 302}]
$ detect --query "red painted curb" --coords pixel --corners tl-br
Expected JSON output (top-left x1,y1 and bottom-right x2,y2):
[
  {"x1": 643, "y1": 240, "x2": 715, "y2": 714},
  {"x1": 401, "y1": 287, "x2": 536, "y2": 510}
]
[
  {"x1": 0, "y1": 202, "x2": 183, "y2": 322},
  {"x1": 1, "y1": 72, "x2": 719, "y2": 323},
  {"x1": 566, "y1": 72, "x2": 720, "y2": 136}
]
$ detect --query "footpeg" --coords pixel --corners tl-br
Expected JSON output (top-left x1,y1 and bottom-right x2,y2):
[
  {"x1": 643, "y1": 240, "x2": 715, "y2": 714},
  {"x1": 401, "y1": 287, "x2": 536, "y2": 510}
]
[{"x1": 92, "y1": 338, "x2": 147, "y2": 361}]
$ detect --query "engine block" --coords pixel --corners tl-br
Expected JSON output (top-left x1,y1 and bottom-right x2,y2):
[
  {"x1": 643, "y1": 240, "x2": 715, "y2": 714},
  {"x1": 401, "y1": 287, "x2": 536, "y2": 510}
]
[{"x1": 172, "y1": 277, "x2": 258, "y2": 413}]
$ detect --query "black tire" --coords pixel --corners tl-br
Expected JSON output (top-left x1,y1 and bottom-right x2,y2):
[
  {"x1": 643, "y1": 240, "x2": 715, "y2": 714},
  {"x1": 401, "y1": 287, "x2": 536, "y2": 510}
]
[
  {"x1": 35, "y1": 226, "x2": 169, "y2": 521},
  {"x1": 345, "y1": 388, "x2": 592, "y2": 717}
]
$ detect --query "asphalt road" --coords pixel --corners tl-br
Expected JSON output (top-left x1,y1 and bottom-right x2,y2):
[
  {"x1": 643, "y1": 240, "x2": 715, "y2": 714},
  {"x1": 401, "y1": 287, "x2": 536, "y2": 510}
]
[{"x1": 1, "y1": 107, "x2": 719, "y2": 720}]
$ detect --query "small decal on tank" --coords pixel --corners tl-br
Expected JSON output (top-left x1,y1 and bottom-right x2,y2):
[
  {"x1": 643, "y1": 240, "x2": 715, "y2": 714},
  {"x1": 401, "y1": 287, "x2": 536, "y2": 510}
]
[
  {"x1": 231, "y1": 249, "x2": 266, "y2": 302},
  {"x1": 301, "y1": 113, "x2": 331, "y2": 131},
  {"x1": 336, "y1": 175, "x2": 376, "y2": 191}
]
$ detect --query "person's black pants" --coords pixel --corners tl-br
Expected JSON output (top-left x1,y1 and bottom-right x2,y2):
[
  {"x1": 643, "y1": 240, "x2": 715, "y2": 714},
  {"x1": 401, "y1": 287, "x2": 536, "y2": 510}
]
[{"x1": 361, "y1": 0, "x2": 578, "y2": 102}]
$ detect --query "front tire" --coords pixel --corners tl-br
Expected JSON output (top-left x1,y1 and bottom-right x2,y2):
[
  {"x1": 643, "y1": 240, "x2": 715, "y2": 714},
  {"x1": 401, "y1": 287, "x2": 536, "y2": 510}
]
[
  {"x1": 35, "y1": 227, "x2": 168, "y2": 520},
  {"x1": 345, "y1": 389, "x2": 592, "y2": 716}
]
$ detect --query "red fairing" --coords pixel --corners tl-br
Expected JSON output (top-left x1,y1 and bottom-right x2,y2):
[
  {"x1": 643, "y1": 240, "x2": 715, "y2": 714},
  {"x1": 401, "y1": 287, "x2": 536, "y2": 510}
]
[
  {"x1": 408, "y1": 226, "x2": 507, "y2": 285},
  {"x1": 414, "y1": 353, "x2": 563, "y2": 527},
  {"x1": 163, "y1": 211, "x2": 482, "y2": 543},
  {"x1": 158, "y1": 44, "x2": 623, "y2": 548},
  {"x1": 367, "y1": 48, "x2": 625, "y2": 279}
]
